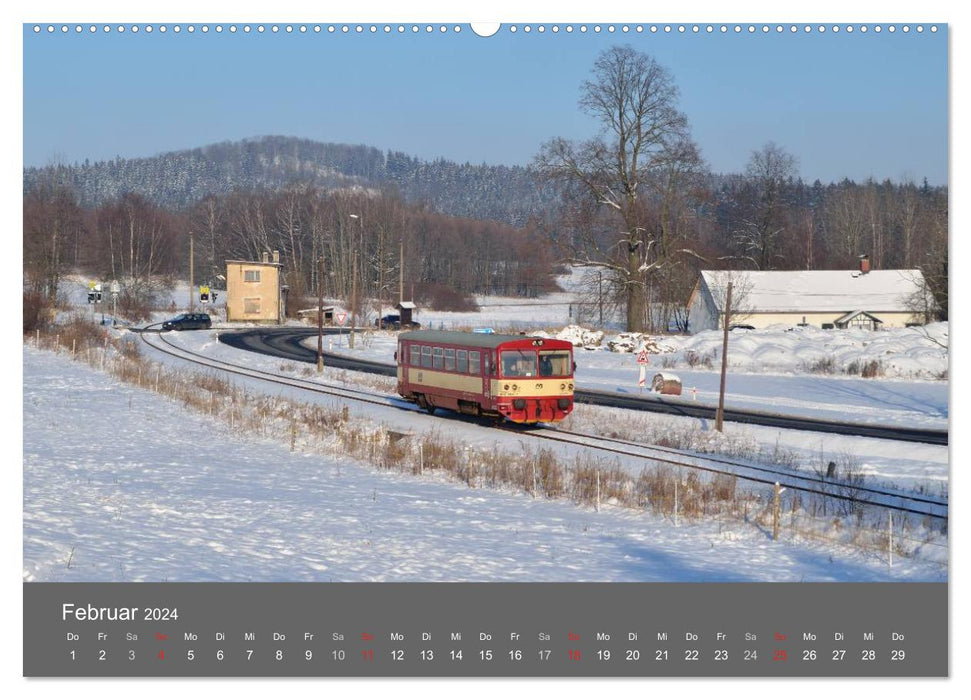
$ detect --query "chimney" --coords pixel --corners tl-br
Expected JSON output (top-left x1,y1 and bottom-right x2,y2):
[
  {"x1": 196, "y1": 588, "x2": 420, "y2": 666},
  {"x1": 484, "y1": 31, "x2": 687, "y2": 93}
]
[
  {"x1": 859, "y1": 254, "x2": 870, "y2": 275},
  {"x1": 261, "y1": 251, "x2": 269, "y2": 264},
  {"x1": 272, "y1": 250, "x2": 280, "y2": 264}
]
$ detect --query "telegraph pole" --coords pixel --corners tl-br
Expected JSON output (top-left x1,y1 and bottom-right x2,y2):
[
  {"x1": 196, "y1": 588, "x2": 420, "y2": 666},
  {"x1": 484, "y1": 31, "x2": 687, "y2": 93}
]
[
  {"x1": 715, "y1": 281, "x2": 732, "y2": 432},
  {"x1": 350, "y1": 250, "x2": 358, "y2": 350},
  {"x1": 399, "y1": 236, "x2": 404, "y2": 305},
  {"x1": 188, "y1": 231, "x2": 195, "y2": 313},
  {"x1": 316, "y1": 256, "x2": 325, "y2": 372}
]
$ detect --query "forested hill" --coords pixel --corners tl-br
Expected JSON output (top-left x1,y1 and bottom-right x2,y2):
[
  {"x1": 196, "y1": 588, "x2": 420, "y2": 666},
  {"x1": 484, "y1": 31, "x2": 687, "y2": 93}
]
[{"x1": 22, "y1": 136, "x2": 556, "y2": 227}]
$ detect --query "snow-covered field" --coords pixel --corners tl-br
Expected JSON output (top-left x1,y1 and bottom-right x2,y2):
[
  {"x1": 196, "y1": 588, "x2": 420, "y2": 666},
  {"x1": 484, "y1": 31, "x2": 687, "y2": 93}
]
[
  {"x1": 23, "y1": 347, "x2": 944, "y2": 583},
  {"x1": 150, "y1": 329, "x2": 948, "y2": 497}
]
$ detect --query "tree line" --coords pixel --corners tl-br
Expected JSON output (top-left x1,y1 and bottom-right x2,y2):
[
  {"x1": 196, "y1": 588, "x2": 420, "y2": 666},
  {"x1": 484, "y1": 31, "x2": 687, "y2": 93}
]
[
  {"x1": 23, "y1": 181, "x2": 559, "y2": 324},
  {"x1": 534, "y1": 45, "x2": 948, "y2": 332}
]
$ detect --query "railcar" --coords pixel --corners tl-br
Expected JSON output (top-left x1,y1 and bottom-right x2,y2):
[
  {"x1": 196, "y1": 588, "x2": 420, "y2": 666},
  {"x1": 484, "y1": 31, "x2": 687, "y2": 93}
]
[{"x1": 396, "y1": 330, "x2": 575, "y2": 423}]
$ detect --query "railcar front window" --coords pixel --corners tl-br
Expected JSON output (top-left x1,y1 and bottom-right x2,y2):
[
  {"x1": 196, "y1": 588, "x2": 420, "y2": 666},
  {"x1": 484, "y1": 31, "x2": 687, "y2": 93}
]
[
  {"x1": 501, "y1": 350, "x2": 537, "y2": 378},
  {"x1": 539, "y1": 351, "x2": 572, "y2": 377}
]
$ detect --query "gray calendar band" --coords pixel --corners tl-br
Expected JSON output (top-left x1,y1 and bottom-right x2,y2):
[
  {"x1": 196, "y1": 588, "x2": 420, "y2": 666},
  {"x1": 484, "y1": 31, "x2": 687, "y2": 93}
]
[{"x1": 24, "y1": 582, "x2": 947, "y2": 677}]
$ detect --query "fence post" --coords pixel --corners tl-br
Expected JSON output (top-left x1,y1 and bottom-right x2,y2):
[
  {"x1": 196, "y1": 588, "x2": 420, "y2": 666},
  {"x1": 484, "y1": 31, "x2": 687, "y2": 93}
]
[
  {"x1": 155, "y1": 365, "x2": 161, "y2": 392},
  {"x1": 466, "y1": 448, "x2": 473, "y2": 488},
  {"x1": 674, "y1": 473, "x2": 679, "y2": 527},
  {"x1": 36, "y1": 329, "x2": 40, "y2": 347},
  {"x1": 888, "y1": 511, "x2": 893, "y2": 568},
  {"x1": 773, "y1": 482, "x2": 781, "y2": 541},
  {"x1": 595, "y1": 470, "x2": 600, "y2": 512},
  {"x1": 418, "y1": 443, "x2": 424, "y2": 475}
]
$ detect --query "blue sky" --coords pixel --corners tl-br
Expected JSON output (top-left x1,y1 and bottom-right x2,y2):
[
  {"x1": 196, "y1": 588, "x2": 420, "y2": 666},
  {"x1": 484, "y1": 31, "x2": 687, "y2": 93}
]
[{"x1": 23, "y1": 22, "x2": 948, "y2": 184}]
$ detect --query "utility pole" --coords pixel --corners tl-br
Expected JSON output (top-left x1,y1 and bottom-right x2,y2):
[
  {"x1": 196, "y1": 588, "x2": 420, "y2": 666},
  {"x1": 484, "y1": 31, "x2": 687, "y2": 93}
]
[
  {"x1": 350, "y1": 250, "x2": 358, "y2": 350},
  {"x1": 715, "y1": 281, "x2": 732, "y2": 432},
  {"x1": 598, "y1": 270, "x2": 604, "y2": 327},
  {"x1": 399, "y1": 236, "x2": 404, "y2": 305},
  {"x1": 317, "y1": 256, "x2": 325, "y2": 372},
  {"x1": 188, "y1": 231, "x2": 195, "y2": 313}
]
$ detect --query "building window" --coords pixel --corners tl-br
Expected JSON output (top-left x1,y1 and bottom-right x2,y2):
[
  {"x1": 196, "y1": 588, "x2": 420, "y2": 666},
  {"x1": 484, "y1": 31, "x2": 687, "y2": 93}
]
[
  {"x1": 243, "y1": 297, "x2": 261, "y2": 314},
  {"x1": 244, "y1": 269, "x2": 261, "y2": 283}
]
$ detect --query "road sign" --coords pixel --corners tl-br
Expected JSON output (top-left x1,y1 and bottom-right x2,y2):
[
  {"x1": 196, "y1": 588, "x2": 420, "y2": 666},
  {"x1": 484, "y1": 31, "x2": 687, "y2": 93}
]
[
  {"x1": 337, "y1": 312, "x2": 347, "y2": 326},
  {"x1": 638, "y1": 365, "x2": 647, "y2": 389},
  {"x1": 636, "y1": 351, "x2": 650, "y2": 365}
]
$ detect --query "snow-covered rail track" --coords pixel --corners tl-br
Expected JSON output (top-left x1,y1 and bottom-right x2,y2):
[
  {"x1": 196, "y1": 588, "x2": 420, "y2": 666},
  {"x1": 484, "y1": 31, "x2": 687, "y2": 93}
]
[{"x1": 138, "y1": 327, "x2": 947, "y2": 521}]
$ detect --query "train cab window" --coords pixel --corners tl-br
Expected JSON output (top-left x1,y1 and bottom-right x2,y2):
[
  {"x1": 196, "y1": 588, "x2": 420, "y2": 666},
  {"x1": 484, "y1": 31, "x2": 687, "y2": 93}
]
[
  {"x1": 410, "y1": 345, "x2": 420, "y2": 366},
  {"x1": 421, "y1": 346, "x2": 432, "y2": 368},
  {"x1": 456, "y1": 350, "x2": 468, "y2": 373},
  {"x1": 433, "y1": 347, "x2": 444, "y2": 369},
  {"x1": 444, "y1": 348, "x2": 455, "y2": 371},
  {"x1": 539, "y1": 350, "x2": 572, "y2": 377},
  {"x1": 469, "y1": 351, "x2": 480, "y2": 375},
  {"x1": 501, "y1": 349, "x2": 537, "y2": 377}
]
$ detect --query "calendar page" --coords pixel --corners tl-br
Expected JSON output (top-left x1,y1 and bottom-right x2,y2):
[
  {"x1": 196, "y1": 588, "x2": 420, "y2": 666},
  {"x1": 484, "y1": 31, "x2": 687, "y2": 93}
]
[{"x1": 20, "y1": 5, "x2": 950, "y2": 684}]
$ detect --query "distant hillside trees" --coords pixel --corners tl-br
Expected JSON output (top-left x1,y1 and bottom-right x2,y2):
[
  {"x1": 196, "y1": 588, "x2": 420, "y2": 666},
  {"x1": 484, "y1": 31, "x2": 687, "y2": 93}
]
[{"x1": 23, "y1": 136, "x2": 555, "y2": 228}]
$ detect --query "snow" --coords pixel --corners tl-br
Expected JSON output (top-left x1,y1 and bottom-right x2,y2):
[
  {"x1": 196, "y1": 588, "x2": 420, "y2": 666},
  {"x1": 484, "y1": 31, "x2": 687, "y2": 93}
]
[
  {"x1": 23, "y1": 346, "x2": 944, "y2": 583},
  {"x1": 298, "y1": 325, "x2": 949, "y2": 430},
  {"x1": 700, "y1": 268, "x2": 928, "y2": 313}
]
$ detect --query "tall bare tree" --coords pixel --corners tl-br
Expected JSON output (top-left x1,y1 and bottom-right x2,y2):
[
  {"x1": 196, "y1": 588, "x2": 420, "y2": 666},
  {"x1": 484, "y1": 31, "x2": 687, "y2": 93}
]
[
  {"x1": 732, "y1": 142, "x2": 798, "y2": 269},
  {"x1": 535, "y1": 45, "x2": 702, "y2": 332}
]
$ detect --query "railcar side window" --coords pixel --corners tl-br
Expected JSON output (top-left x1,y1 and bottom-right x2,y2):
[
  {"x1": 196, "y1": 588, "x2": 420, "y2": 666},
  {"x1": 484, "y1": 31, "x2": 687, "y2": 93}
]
[
  {"x1": 433, "y1": 347, "x2": 444, "y2": 370},
  {"x1": 444, "y1": 348, "x2": 455, "y2": 371},
  {"x1": 410, "y1": 345, "x2": 420, "y2": 366},
  {"x1": 457, "y1": 350, "x2": 468, "y2": 373},
  {"x1": 469, "y1": 351, "x2": 480, "y2": 375},
  {"x1": 501, "y1": 350, "x2": 537, "y2": 377},
  {"x1": 421, "y1": 346, "x2": 432, "y2": 368},
  {"x1": 539, "y1": 351, "x2": 572, "y2": 377}
]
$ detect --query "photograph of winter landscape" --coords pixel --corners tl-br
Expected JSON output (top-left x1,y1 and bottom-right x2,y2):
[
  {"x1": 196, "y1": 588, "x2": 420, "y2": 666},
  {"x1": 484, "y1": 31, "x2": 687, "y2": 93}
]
[{"x1": 23, "y1": 22, "x2": 948, "y2": 586}]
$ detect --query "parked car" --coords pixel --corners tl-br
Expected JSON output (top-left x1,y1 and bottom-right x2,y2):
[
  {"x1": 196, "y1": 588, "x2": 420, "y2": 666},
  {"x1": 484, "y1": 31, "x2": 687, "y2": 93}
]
[
  {"x1": 729, "y1": 324, "x2": 755, "y2": 331},
  {"x1": 375, "y1": 314, "x2": 421, "y2": 330},
  {"x1": 162, "y1": 313, "x2": 212, "y2": 331}
]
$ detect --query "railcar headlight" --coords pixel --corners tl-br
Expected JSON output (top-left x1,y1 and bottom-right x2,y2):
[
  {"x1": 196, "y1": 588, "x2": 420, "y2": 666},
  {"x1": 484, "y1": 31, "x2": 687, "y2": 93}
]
[
  {"x1": 512, "y1": 384, "x2": 518, "y2": 391},
  {"x1": 560, "y1": 383, "x2": 566, "y2": 391},
  {"x1": 568, "y1": 383, "x2": 573, "y2": 390}
]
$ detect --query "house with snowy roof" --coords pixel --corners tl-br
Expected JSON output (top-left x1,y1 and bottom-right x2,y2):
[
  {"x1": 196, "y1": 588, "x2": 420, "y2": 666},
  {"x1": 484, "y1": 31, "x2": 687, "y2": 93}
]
[{"x1": 686, "y1": 258, "x2": 932, "y2": 334}]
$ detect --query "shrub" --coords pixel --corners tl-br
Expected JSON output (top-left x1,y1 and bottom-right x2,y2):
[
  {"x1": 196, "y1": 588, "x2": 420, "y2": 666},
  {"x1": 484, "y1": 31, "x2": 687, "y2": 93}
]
[{"x1": 414, "y1": 283, "x2": 479, "y2": 312}]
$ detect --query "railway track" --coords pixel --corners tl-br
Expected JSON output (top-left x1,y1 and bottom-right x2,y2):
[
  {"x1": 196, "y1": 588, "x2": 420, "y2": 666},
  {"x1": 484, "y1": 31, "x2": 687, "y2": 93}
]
[
  {"x1": 217, "y1": 328, "x2": 948, "y2": 446},
  {"x1": 135, "y1": 327, "x2": 947, "y2": 521}
]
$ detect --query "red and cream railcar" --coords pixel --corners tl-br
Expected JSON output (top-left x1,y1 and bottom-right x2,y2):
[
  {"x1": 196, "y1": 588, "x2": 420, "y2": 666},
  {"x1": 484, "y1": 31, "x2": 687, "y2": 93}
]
[{"x1": 396, "y1": 330, "x2": 575, "y2": 423}]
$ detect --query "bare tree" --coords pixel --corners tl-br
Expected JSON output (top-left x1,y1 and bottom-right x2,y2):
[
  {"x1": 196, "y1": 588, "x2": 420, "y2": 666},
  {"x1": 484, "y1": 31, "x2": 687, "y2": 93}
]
[
  {"x1": 732, "y1": 142, "x2": 798, "y2": 269},
  {"x1": 704, "y1": 270, "x2": 756, "y2": 329},
  {"x1": 535, "y1": 45, "x2": 701, "y2": 332}
]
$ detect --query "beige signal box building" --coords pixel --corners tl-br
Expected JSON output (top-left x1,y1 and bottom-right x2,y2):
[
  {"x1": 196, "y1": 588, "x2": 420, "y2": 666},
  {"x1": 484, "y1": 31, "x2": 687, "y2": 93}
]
[{"x1": 226, "y1": 252, "x2": 284, "y2": 324}]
